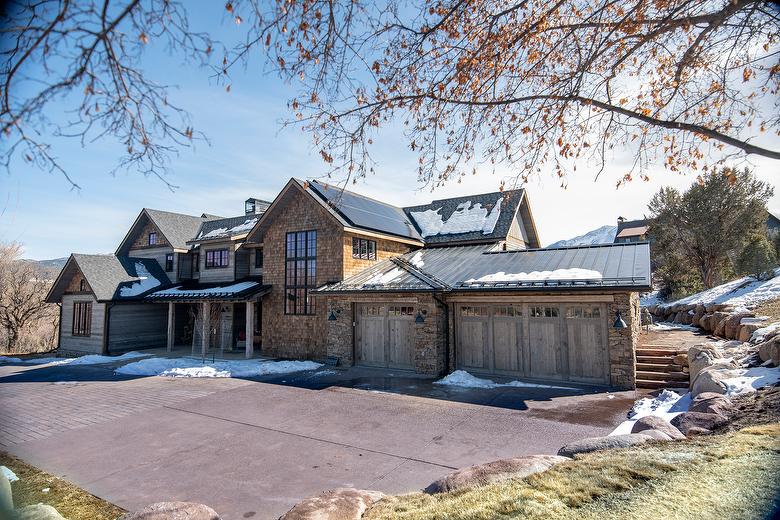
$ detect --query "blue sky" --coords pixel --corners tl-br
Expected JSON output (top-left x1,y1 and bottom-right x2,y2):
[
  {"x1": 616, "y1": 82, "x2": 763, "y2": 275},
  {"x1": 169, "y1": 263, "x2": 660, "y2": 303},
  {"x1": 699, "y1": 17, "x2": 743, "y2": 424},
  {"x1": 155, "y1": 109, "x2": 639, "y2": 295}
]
[{"x1": 1, "y1": 4, "x2": 778, "y2": 260}]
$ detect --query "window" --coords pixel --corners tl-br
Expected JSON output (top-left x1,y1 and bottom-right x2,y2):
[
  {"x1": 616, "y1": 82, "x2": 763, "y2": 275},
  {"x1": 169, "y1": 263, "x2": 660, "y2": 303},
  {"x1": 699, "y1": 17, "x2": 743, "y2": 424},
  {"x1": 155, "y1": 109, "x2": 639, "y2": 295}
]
[
  {"x1": 530, "y1": 306, "x2": 560, "y2": 318},
  {"x1": 79, "y1": 279, "x2": 86, "y2": 292},
  {"x1": 352, "y1": 237, "x2": 377, "y2": 260},
  {"x1": 461, "y1": 306, "x2": 489, "y2": 317},
  {"x1": 205, "y1": 249, "x2": 229, "y2": 268},
  {"x1": 566, "y1": 306, "x2": 601, "y2": 319},
  {"x1": 285, "y1": 230, "x2": 317, "y2": 315},
  {"x1": 255, "y1": 249, "x2": 263, "y2": 269},
  {"x1": 494, "y1": 305, "x2": 522, "y2": 317},
  {"x1": 165, "y1": 253, "x2": 174, "y2": 272},
  {"x1": 193, "y1": 253, "x2": 199, "y2": 273},
  {"x1": 72, "y1": 301, "x2": 92, "y2": 336},
  {"x1": 388, "y1": 305, "x2": 414, "y2": 317},
  {"x1": 245, "y1": 200, "x2": 256, "y2": 214},
  {"x1": 148, "y1": 232, "x2": 157, "y2": 246}
]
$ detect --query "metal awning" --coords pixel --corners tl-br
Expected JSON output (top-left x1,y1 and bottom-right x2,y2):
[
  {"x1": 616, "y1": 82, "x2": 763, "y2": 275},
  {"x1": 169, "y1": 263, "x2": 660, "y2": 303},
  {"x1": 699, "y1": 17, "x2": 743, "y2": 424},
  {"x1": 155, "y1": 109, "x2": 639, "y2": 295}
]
[{"x1": 145, "y1": 280, "x2": 271, "y2": 302}]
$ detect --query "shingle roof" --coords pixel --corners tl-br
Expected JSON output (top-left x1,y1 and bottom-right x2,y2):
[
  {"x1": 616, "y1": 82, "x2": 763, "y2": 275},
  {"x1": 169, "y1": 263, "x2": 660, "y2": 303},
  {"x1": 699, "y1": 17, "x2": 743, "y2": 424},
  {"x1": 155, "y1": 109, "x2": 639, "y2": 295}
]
[
  {"x1": 144, "y1": 209, "x2": 220, "y2": 250},
  {"x1": 317, "y1": 242, "x2": 651, "y2": 293},
  {"x1": 403, "y1": 190, "x2": 525, "y2": 245},
  {"x1": 47, "y1": 254, "x2": 172, "y2": 302},
  {"x1": 191, "y1": 214, "x2": 263, "y2": 243}
]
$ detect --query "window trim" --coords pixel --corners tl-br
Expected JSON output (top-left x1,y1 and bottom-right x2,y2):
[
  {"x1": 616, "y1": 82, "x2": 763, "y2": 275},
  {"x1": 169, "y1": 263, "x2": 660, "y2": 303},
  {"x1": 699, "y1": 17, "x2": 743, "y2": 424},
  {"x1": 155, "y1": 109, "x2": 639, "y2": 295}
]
[
  {"x1": 284, "y1": 230, "x2": 317, "y2": 315},
  {"x1": 352, "y1": 237, "x2": 377, "y2": 260},
  {"x1": 72, "y1": 301, "x2": 92, "y2": 337},
  {"x1": 205, "y1": 248, "x2": 230, "y2": 269},
  {"x1": 165, "y1": 253, "x2": 174, "y2": 272},
  {"x1": 148, "y1": 232, "x2": 157, "y2": 246},
  {"x1": 79, "y1": 279, "x2": 87, "y2": 292}
]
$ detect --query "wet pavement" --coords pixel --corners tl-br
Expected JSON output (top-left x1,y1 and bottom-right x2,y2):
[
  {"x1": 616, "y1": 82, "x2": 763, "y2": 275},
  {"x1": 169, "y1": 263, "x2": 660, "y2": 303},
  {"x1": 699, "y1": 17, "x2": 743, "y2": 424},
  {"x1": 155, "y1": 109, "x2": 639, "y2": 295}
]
[{"x1": 0, "y1": 359, "x2": 640, "y2": 520}]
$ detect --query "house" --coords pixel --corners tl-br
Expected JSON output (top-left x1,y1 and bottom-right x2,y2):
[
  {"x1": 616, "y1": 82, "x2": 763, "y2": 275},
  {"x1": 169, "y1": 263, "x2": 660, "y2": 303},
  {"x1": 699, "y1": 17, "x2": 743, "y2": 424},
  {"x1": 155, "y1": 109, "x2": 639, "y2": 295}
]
[
  {"x1": 613, "y1": 217, "x2": 649, "y2": 243},
  {"x1": 766, "y1": 211, "x2": 780, "y2": 239},
  {"x1": 46, "y1": 178, "x2": 650, "y2": 389}
]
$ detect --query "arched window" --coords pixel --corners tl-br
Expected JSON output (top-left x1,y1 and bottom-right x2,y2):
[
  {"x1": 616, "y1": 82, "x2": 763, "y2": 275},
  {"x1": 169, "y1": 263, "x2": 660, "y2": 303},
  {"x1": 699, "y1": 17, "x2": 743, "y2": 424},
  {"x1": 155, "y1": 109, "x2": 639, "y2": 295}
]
[{"x1": 79, "y1": 279, "x2": 86, "y2": 292}]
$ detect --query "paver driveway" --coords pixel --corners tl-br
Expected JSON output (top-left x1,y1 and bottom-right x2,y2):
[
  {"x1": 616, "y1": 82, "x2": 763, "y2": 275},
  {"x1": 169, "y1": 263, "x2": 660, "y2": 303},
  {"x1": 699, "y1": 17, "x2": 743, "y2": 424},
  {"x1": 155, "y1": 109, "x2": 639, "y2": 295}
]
[{"x1": 0, "y1": 360, "x2": 639, "y2": 519}]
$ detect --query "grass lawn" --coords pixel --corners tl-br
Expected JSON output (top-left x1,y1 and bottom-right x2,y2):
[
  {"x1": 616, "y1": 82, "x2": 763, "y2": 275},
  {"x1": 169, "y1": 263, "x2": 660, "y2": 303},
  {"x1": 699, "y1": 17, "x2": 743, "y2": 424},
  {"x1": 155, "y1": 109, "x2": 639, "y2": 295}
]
[
  {"x1": 366, "y1": 424, "x2": 780, "y2": 520},
  {"x1": 1, "y1": 452, "x2": 125, "y2": 520},
  {"x1": 754, "y1": 298, "x2": 780, "y2": 323}
]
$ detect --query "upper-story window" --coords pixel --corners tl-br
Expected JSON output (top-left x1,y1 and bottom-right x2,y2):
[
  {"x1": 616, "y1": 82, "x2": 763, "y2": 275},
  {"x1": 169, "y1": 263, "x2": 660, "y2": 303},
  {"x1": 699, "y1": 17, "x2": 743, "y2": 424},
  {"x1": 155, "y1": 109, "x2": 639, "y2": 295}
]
[
  {"x1": 285, "y1": 230, "x2": 317, "y2": 315},
  {"x1": 165, "y1": 253, "x2": 174, "y2": 272},
  {"x1": 352, "y1": 237, "x2": 377, "y2": 260},
  {"x1": 205, "y1": 249, "x2": 229, "y2": 269},
  {"x1": 148, "y1": 232, "x2": 157, "y2": 246},
  {"x1": 79, "y1": 279, "x2": 87, "y2": 292},
  {"x1": 255, "y1": 249, "x2": 263, "y2": 269}
]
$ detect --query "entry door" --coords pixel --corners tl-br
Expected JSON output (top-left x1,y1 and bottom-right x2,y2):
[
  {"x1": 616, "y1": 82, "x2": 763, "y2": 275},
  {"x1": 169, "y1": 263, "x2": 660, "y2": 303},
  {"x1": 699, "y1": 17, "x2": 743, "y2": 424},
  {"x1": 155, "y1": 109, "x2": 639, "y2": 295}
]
[
  {"x1": 356, "y1": 304, "x2": 386, "y2": 367},
  {"x1": 527, "y1": 305, "x2": 566, "y2": 380},
  {"x1": 491, "y1": 305, "x2": 523, "y2": 374},
  {"x1": 565, "y1": 304, "x2": 608, "y2": 384},
  {"x1": 457, "y1": 306, "x2": 490, "y2": 371}
]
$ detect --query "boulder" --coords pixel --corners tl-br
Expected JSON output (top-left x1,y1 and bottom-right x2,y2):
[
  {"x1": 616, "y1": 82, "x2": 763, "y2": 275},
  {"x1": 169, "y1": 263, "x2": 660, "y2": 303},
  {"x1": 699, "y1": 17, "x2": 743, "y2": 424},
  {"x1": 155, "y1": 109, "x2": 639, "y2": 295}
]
[
  {"x1": 681, "y1": 311, "x2": 693, "y2": 325},
  {"x1": 425, "y1": 455, "x2": 568, "y2": 493},
  {"x1": 757, "y1": 336, "x2": 780, "y2": 365},
  {"x1": 691, "y1": 305, "x2": 706, "y2": 327},
  {"x1": 699, "y1": 314, "x2": 714, "y2": 332},
  {"x1": 557, "y1": 434, "x2": 653, "y2": 458},
  {"x1": 723, "y1": 313, "x2": 754, "y2": 340},
  {"x1": 16, "y1": 504, "x2": 67, "y2": 520},
  {"x1": 687, "y1": 344, "x2": 724, "y2": 382},
  {"x1": 672, "y1": 353, "x2": 689, "y2": 367},
  {"x1": 0, "y1": 473, "x2": 12, "y2": 514},
  {"x1": 688, "y1": 393, "x2": 734, "y2": 417},
  {"x1": 120, "y1": 502, "x2": 220, "y2": 520},
  {"x1": 640, "y1": 429, "x2": 673, "y2": 441},
  {"x1": 713, "y1": 317, "x2": 728, "y2": 337},
  {"x1": 690, "y1": 365, "x2": 744, "y2": 397},
  {"x1": 280, "y1": 489, "x2": 386, "y2": 520},
  {"x1": 674, "y1": 311, "x2": 686, "y2": 324},
  {"x1": 630, "y1": 415, "x2": 686, "y2": 440},
  {"x1": 671, "y1": 412, "x2": 729, "y2": 436}
]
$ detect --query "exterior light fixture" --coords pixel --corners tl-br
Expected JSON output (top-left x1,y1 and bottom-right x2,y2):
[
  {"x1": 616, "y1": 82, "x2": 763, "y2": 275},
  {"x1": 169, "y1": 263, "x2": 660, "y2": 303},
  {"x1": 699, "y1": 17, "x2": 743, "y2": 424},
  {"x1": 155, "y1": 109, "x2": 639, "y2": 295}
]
[
  {"x1": 613, "y1": 311, "x2": 627, "y2": 329},
  {"x1": 415, "y1": 311, "x2": 425, "y2": 324},
  {"x1": 328, "y1": 309, "x2": 337, "y2": 321}
]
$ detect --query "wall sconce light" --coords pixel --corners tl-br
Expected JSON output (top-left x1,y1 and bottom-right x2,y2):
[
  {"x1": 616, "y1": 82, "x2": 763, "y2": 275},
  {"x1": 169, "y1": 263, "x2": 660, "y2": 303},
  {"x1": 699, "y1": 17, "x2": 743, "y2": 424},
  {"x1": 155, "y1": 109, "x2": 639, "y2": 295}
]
[
  {"x1": 328, "y1": 309, "x2": 337, "y2": 321},
  {"x1": 613, "y1": 311, "x2": 627, "y2": 329},
  {"x1": 415, "y1": 310, "x2": 425, "y2": 324}
]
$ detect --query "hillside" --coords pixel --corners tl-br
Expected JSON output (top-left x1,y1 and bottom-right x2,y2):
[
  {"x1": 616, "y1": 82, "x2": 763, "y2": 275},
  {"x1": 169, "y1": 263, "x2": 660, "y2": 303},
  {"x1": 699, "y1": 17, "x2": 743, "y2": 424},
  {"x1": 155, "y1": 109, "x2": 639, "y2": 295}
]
[{"x1": 547, "y1": 225, "x2": 617, "y2": 248}]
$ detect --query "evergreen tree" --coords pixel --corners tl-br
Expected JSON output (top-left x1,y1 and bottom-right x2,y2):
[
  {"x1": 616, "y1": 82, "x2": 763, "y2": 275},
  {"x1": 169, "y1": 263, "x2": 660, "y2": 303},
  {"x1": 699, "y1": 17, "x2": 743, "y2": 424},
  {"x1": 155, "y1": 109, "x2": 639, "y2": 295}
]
[{"x1": 737, "y1": 234, "x2": 778, "y2": 280}]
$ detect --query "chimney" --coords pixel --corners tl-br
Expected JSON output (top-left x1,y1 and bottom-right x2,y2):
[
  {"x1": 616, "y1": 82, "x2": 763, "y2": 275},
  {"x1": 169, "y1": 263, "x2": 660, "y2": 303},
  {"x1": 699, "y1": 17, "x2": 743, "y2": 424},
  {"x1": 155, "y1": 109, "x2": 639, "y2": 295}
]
[{"x1": 617, "y1": 216, "x2": 626, "y2": 224}]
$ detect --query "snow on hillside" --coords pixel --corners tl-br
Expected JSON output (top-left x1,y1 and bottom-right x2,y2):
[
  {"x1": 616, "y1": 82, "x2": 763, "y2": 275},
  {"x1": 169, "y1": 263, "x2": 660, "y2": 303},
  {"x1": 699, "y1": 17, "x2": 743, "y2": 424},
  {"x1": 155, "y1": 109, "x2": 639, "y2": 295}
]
[
  {"x1": 661, "y1": 268, "x2": 780, "y2": 311},
  {"x1": 546, "y1": 225, "x2": 617, "y2": 248}
]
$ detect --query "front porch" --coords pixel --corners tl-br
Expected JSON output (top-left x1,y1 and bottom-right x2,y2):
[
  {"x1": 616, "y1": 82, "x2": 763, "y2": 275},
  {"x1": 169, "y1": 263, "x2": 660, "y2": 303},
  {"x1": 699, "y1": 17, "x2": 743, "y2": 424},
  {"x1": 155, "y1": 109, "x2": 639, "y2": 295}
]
[{"x1": 146, "y1": 281, "x2": 271, "y2": 359}]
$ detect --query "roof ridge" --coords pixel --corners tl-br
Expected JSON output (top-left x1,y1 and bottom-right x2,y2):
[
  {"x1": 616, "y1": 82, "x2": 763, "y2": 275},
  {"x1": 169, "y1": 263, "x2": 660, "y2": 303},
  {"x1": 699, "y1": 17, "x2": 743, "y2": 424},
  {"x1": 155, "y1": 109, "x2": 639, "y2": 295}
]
[
  {"x1": 144, "y1": 207, "x2": 209, "y2": 219},
  {"x1": 488, "y1": 241, "x2": 651, "y2": 255},
  {"x1": 410, "y1": 188, "x2": 523, "y2": 209},
  {"x1": 309, "y1": 179, "x2": 406, "y2": 211}
]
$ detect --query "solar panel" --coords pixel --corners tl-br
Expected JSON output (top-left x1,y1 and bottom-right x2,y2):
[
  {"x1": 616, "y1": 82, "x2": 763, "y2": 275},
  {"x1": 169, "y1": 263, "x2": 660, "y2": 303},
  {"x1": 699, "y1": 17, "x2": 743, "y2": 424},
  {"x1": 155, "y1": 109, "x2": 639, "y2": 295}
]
[{"x1": 310, "y1": 181, "x2": 422, "y2": 240}]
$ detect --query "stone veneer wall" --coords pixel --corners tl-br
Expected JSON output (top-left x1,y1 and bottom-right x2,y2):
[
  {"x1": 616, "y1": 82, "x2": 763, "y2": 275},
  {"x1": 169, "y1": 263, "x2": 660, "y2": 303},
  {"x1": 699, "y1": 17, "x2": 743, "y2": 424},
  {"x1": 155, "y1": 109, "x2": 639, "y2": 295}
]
[
  {"x1": 325, "y1": 293, "x2": 448, "y2": 375},
  {"x1": 607, "y1": 292, "x2": 639, "y2": 389}
]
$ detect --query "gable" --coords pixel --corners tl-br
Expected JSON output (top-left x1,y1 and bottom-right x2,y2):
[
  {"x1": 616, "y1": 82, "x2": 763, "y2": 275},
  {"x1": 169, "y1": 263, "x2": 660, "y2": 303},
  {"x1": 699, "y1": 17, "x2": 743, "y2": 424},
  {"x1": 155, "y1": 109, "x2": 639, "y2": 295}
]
[
  {"x1": 129, "y1": 217, "x2": 170, "y2": 250},
  {"x1": 46, "y1": 256, "x2": 94, "y2": 303}
]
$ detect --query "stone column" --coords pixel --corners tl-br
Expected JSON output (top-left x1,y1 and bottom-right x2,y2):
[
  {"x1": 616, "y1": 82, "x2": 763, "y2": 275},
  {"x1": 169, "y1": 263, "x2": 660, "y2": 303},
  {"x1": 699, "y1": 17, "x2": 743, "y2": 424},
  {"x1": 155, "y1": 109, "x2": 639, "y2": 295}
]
[
  {"x1": 245, "y1": 300, "x2": 254, "y2": 359},
  {"x1": 166, "y1": 302, "x2": 175, "y2": 352},
  {"x1": 201, "y1": 301, "x2": 210, "y2": 356}
]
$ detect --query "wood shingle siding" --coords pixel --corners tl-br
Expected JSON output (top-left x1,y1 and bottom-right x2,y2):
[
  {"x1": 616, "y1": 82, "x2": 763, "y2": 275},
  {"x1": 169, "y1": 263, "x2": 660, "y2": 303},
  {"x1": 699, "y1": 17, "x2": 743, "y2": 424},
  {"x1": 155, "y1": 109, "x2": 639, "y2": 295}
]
[
  {"x1": 107, "y1": 303, "x2": 168, "y2": 352},
  {"x1": 60, "y1": 295, "x2": 105, "y2": 354}
]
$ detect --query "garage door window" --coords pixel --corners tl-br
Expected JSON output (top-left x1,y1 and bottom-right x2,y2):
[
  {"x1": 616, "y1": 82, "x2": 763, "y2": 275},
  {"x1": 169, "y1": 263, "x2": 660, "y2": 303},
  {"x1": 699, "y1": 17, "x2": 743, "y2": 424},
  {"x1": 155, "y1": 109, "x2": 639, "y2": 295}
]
[
  {"x1": 388, "y1": 305, "x2": 413, "y2": 316},
  {"x1": 530, "y1": 306, "x2": 559, "y2": 318},
  {"x1": 494, "y1": 305, "x2": 522, "y2": 317},
  {"x1": 566, "y1": 306, "x2": 601, "y2": 319},
  {"x1": 461, "y1": 306, "x2": 488, "y2": 317},
  {"x1": 361, "y1": 305, "x2": 384, "y2": 316}
]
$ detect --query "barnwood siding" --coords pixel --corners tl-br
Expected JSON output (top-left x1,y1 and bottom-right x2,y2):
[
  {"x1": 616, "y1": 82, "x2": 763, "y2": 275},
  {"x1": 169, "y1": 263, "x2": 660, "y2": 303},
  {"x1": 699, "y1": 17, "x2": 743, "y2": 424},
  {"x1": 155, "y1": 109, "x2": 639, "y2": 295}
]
[
  {"x1": 60, "y1": 295, "x2": 105, "y2": 354},
  {"x1": 505, "y1": 213, "x2": 529, "y2": 249},
  {"x1": 342, "y1": 232, "x2": 413, "y2": 278},
  {"x1": 107, "y1": 303, "x2": 168, "y2": 352},
  {"x1": 249, "y1": 247, "x2": 263, "y2": 277},
  {"x1": 234, "y1": 248, "x2": 250, "y2": 279},
  {"x1": 128, "y1": 247, "x2": 177, "y2": 280},
  {"x1": 198, "y1": 242, "x2": 236, "y2": 283}
]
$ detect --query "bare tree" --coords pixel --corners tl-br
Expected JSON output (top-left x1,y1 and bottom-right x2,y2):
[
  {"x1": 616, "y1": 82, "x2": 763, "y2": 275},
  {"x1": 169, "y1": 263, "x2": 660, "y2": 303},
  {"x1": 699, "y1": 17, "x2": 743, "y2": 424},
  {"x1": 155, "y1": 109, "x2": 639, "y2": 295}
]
[
  {"x1": 2, "y1": 1, "x2": 778, "y2": 190},
  {"x1": 0, "y1": 242, "x2": 58, "y2": 352}
]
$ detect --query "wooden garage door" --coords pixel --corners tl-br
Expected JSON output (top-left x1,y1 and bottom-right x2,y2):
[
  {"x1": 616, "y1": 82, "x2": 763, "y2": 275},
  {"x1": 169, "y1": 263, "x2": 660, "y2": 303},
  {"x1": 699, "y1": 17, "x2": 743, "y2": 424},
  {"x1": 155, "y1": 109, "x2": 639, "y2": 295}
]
[
  {"x1": 458, "y1": 306, "x2": 489, "y2": 371},
  {"x1": 356, "y1": 304, "x2": 414, "y2": 369},
  {"x1": 457, "y1": 305, "x2": 524, "y2": 375},
  {"x1": 565, "y1": 305, "x2": 609, "y2": 384},
  {"x1": 527, "y1": 305, "x2": 565, "y2": 380}
]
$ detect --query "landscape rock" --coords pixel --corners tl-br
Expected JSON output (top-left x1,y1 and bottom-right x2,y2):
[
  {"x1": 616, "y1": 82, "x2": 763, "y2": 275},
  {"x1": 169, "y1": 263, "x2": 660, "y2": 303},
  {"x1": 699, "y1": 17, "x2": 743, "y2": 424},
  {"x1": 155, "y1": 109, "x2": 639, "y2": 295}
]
[
  {"x1": 757, "y1": 336, "x2": 780, "y2": 365},
  {"x1": 691, "y1": 305, "x2": 706, "y2": 327},
  {"x1": 639, "y1": 429, "x2": 674, "y2": 441},
  {"x1": 738, "y1": 323, "x2": 765, "y2": 343},
  {"x1": 557, "y1": 434, "x2": 653, "y2": 458},
  {"x1": 688, "y1": 393, "x2": 734, "y2": 417},
  {"x1": 690, "y1": 366, "x2": 738, "y2": 396},
  {"x1": 672, "y1": 353, "x2": 689, "y2": 367},
  {"x1": 687, "y1": 344, "x2": 724, "y2": 382},
  {"x1": 425, "y1": 455, "x2": 568, "y2": 493},
  {"x1": 120, "y1": 502, "x2": 220, "y2": 520},
  {"x1": 280, "y1": 488, "x2": 387, "y2": 520},
  {"x1": 723, "y1": 313, "x2": 754, "y2": 340},
  {"x1": 0, "y1": 473, "x2": 12, "y2": 514},
  {"x1": 16, "y1": 504, "x2": 67, "y2": 520},
  {"x1": 671, "y1": 411, "x2": 729, "y2": 436},
  {"x1": 630, "y1": 415, "x2": 686, "y2": 440},
  {"x1": 699, "y1": 314, "x2": 714, "y2": 332}
]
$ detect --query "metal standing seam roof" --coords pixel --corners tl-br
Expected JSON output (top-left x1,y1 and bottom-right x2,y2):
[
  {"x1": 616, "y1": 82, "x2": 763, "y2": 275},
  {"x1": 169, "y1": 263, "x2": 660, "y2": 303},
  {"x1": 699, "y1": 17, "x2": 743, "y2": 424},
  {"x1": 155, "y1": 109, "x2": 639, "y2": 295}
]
[
  {"x1": 190, "y1": 214, "x2": 264, "y2": 243},
  {"x1": 145, "y1": 280, "x2": 271, "y2": 301},
  {"x1": 316, "y1": 242, "x2": 651, "y2": 293}
]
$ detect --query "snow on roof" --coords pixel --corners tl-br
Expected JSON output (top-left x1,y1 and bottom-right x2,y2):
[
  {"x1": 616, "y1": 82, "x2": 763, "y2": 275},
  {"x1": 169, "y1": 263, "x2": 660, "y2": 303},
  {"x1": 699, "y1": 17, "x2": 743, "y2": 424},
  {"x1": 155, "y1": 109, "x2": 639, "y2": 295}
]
[
  {"x1": 465, "y1": 268, "x2": 603, "y2": 283},
  {"x1": 409, "y1": 197, "x2": 502, "y2": 238},
  {"x1": 118, "y1": 262, "x2": 162, "y2": 297},
  {"x1": 150, "y1": 281, "x2": 260, "y2": 298},
  {"x1": 197, "y1": 216, "x2": 259, "y2": 240},
  {"x1": 664, "y1": 268, "x2": 780, "y2": 310}
]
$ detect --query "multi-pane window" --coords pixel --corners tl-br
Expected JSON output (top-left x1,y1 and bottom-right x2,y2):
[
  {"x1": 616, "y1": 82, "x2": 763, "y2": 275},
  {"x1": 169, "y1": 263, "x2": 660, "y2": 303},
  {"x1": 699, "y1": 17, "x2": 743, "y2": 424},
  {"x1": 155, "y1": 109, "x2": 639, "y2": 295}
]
[
  {"x1": 165, "y1": 253, "x2": 174, "y2": 272},
  {"x1": 72, "y1": 302, "x2": 92, "y2": 336},
  {"x1": 530, "y1": 306, "x2": 560, "y2": 318},
  {"x1": 461, "y1": 306, "x2": 489, "y2": 317},
  {"x1": 388, "y1": 305, "x2": 414, "y2": 317},
  {"x1": 494, "y1": 305, "x2": 522, "y2": 317},
  {"x1": 285, "y1": 230, "x2": 317, "y2": 315},
  {"x1": 205, "y1": 249, "x2": 229, "y2": 268},
  {"x1": 255, "y1": 249, "x2": 263, "y2": 268},
  {"x1": 148, "y1": 232, "x2": 157, "y2": 246},
  {"x1": 566, "y1": 306, "x2": 601, "y2": 319},
  {"x1": 352, "y1": 237, "x2": 377, "y2": 260}
]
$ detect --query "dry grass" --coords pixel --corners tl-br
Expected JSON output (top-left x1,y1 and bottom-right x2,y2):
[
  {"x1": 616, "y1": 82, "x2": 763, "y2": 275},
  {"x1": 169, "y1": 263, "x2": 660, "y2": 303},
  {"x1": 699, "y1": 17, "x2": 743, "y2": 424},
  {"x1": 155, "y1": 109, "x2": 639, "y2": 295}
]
[
  {"x1": 1, "y1": 452, "x2": 125, "y2": 520},
  {"x1": 753, "y1": 298, "x2": 780, "y2": 322},
  {"x1": 366, "y1": 424, "x2": 780, "y2": 520}
]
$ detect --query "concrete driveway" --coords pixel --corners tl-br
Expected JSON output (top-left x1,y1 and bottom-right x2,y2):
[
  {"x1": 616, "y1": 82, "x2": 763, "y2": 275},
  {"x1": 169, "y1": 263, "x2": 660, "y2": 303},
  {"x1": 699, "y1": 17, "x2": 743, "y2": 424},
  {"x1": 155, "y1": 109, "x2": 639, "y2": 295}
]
[{"x1": 0, "y1": 361, "x2": 639, "y2": 519}]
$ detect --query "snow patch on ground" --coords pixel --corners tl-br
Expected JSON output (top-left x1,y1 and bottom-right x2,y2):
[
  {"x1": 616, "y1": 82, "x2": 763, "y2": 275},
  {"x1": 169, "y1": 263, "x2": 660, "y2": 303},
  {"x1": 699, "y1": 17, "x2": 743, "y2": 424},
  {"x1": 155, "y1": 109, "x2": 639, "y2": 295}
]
[
  {"x1": 721, "y1": 367, "x2": 780, "y2": 395},
  {"x1": 0, "y1": 351, "x2": 149, "y2": 366},
  {"x1": 664, "y1": 268, "x2": 780, "y2": 310},
  {"x1": 434, "y1": 370, "x2": 577, "y2": 390},
  {"x1": 751, "y1": 322, "x2": 780, "y2": 343},
  {"x1": 410, "y1": 198, "x2": 502, "y2": 238},
  {"x1": 611, "y1": 389, "x2": 691, "y2": 436},
  {"x1": 466, "y1": 268, "x2": 602, "y2": 283},
  {"x1": 640, "y1": 290, "x2": 663, "y2": 307},
  {"x1": 115, "y1": 357, "x2": 322, "y2": 378},
  {"x1": 1, "y1": 465, "x2": 19, "y2": 482},
  {"x1": 119, "y1": 263, "x2": 161, "y2": 297},
  {"x1": 648, "y1": 322, "x2": 700, "y2": 332}
]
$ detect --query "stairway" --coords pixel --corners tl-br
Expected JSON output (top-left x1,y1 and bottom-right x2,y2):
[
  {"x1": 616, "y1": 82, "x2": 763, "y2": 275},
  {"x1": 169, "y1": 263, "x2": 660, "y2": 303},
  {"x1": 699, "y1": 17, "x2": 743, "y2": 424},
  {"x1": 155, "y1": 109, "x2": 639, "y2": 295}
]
[{"x1": 636, "y1": 347, "x2": 690, "y2": 389}]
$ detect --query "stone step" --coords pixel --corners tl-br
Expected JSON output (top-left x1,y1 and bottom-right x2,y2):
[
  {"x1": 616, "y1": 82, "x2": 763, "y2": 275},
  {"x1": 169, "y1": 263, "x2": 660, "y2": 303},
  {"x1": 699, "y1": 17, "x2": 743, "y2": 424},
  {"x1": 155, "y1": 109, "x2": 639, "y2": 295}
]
[
  {"x1": 636, "y1": 379, "x2": 689, "y2": 390},
  {"x1": 636, "y1": 362, "x2": 682, "y2": 373},
  {"x1": 636, "y1": 355, "x2": 675, "y2": 364},
  {"x1": 636, "y1": 348, "x2": 687, "y2": 356},
  {"x1": 636, "y1": 370, "x2": 689, "y2": 382}
]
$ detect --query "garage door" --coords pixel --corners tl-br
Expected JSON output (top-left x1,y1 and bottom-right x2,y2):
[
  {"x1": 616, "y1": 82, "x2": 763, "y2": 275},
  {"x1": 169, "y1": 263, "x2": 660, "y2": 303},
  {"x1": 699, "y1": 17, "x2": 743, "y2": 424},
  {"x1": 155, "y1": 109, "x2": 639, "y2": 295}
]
[
  {"x1": 356, "y1": 304, "x2": 415, "y2": 369},
  {"x1": 456, "y1": 303, "x2": 609, "y2": 385}
]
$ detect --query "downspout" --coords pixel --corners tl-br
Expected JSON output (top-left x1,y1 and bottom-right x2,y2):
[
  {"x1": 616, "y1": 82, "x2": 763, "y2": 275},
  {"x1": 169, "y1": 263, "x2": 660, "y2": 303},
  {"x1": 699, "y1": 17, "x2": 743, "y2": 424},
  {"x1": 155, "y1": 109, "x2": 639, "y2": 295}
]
[{"x1": 103, "y1": 302, "x2": 115, "y2": 355}]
